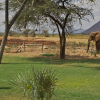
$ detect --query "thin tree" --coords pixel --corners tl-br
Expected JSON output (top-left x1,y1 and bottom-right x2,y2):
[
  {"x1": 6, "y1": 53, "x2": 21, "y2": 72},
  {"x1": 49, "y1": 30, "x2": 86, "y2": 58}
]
[{"x1": 0, "y1": 0, "x2": 28, "y2": 64}]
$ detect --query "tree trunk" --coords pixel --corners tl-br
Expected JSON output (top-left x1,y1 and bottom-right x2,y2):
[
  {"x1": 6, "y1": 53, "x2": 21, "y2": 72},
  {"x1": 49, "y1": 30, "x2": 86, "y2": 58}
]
[
  {"x1": 60, "y1": 30, "x2": 66, "y2": 59},
  {"x1": 56, "y1": 23, "x2": 66, "y2": 59},
  {"x1": 0, "y1": 30, "x2": 10, "y2": 63},
  {"x1": 0, "y1": 0, "x2": 9, "y2": 64},
  {"x1": 0, "y1": 0, "x2": 28, "y2": 64}
]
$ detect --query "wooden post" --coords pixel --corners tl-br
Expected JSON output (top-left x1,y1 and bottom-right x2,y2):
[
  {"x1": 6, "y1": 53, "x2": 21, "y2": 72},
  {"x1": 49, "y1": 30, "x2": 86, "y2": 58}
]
[
  {"x1": 42, "y1": 41, "x2": 44, "y2": 53},
  {"x1": 24, "y1": 40, "x2": 25, "y2": 51}
]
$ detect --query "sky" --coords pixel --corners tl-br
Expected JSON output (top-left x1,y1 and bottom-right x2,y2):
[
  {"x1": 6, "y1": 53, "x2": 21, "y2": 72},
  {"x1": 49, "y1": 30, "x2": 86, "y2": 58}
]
[{"x1": 0, "y1": 1, "x2": 100, "y2": 32}]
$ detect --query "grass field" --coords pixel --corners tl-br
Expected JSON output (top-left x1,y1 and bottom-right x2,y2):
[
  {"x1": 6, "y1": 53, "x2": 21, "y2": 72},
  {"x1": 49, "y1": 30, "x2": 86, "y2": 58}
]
[{"x1": 0, "y1": 54, "x2": 100, "y2": 100}]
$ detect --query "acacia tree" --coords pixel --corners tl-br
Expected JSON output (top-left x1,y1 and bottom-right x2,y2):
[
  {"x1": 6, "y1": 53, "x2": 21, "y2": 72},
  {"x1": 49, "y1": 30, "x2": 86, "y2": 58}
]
[
  {"x1": 33, "y1": 0, "x2": 97, "y2": 59},
  {"x1": 0, "y1": 0, "x2": 29, "y2": 63}
]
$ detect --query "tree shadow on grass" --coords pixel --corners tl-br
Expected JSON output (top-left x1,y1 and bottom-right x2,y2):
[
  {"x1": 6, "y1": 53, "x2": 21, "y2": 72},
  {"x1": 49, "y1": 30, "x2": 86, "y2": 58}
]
[
  {"x1": 24, "y1": 55, "x2": 100, "y2": 65},
  {"x1": 2, "y1": 54, "x2": 100, "y2": 70},
  {"x1": 73, "y1": 64, "x2": 100, "y2": 71},
  {"x1": 89, "y1": 66, "x2": 100, "y2": 70},
  {"x1": 1, "y1": 63, "x2": 35, "y2": 64},
  {"x1": 0, "y1": 87, "x2": 12, "y2": 89},
  {"x1": 19, "y1": 54, "x2": 100, "y2": 71}
]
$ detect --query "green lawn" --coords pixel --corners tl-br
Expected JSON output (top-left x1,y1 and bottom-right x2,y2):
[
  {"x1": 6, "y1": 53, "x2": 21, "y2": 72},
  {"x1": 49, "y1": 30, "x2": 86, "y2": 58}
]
[{"x1": 0, "y1": 55, "x2": 100, "y2": 100}]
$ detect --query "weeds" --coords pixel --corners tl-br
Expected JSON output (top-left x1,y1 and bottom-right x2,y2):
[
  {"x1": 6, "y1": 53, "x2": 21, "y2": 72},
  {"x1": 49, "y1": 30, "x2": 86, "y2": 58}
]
[
  {"x1": 90, "y1": 42, "x2": 96, "y2": 57},
  {"x1": 66, "y1": 42, "x2": 87, "y2": 47}
]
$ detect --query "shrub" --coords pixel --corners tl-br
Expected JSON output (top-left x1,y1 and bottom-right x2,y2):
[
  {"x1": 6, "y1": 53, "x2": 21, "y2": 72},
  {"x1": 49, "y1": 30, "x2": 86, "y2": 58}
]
[
  {"x1": 11, "y1": 67, "x2": 58, "y2": 100},
  {"x1": 23, "y1": 29, "x2": 31, "y2": 37},
  {"x1": 42, "y1": 30, "x2": 49, "y2": 37}
]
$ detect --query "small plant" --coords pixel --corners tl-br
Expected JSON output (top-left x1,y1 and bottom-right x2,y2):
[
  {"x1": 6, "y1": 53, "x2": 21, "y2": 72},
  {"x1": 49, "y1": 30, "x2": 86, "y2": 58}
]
[
  {"x1": 93, "y1": 50, "x2": 96, "y2": 57},
  {"x1": 90, "y1": 43, "x2": 96, "y2": 57},
  {"x1": 11, "y1": 67, "x2": 58, "y2": 100},
  {"x1": 90, "y1": 50, "x2": 96, "y2": 57},
  {"x1": 41, "y1": 54, "x2": 56, "y2": 56}
]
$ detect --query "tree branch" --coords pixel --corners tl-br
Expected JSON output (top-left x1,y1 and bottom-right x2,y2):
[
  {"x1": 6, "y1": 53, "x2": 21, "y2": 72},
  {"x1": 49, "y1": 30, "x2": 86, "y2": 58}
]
[
  {"x1": 45, "y1": 14, "x2": 63, "y2": 29},
  {"x1": 63, "y1": 13, "x2": 70, "y2": 28},
  {"x1": 56, "y1": 23, "x2": 61, "y2": 38},
  {"x1": 17, "y1": 0, "x2": 22, "y2": 6},
  {"x1": 8, "y1": 0, "x2": 28, "y2": 30}
]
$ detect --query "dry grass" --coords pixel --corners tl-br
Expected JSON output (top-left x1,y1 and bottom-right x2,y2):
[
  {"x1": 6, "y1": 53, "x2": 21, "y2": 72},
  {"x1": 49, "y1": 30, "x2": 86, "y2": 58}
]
[
  {"x1": 66, "y1": 38, "x2": 88, "y2": 43},
  {"x1": 1, "y1": 35, "x2": 100, "y2": 59},
  {"x1": 0, "y1": 35, "x2": 88, "y2": 42},
  {"x1": 3, "y1": 36, "x2": 59, "y2": 41},
  {"x1": 3, "y1": 52, "x2": 40, "y2": 57}
]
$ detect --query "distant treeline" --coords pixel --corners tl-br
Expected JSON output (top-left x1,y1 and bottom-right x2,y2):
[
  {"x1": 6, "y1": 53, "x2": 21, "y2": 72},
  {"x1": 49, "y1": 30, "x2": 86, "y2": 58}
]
[{"x1": 0, "y1": 30, "x2": 89, "y2": 37}]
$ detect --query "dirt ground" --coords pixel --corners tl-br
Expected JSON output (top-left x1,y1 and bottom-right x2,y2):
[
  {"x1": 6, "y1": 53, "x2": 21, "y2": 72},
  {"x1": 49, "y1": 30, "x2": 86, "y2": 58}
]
[
  {"x1": 0, "y1": 36, "x2": 59, "y2": 45},
  {"x1": 0, "y1": 36, "x2": 100, "y2": 59}
]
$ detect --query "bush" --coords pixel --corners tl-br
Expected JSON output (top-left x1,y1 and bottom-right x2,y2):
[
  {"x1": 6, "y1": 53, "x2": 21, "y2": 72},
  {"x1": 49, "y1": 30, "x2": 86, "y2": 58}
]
[
  {"x1": 42, "y1": 30, "x2": 49, "y2": 37},
  {"x1": 11, "y1": 67, "x2": 58, "y2": 100},
  {"x1": 23, "y1": 29, "x2": 31, "y2": 37}
]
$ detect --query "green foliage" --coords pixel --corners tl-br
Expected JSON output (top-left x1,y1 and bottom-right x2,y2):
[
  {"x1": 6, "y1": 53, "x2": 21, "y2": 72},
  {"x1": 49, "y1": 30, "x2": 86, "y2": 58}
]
[
  {"x1": 9, "y1": 0, "x2": 37, "y2": 31},
  {"x1": 0, "y1": 3, "x2": 3, "y2": 10},
  {"x1": 93, "y1": 50, "x2": 96, "y2": 57},
  {"x1": 11, "y1": 67, "x2": 58, "y2": 100},
  {"x1": 5, "y1": 0, "x2": 98, "y2": 32},
  {"x1": 89, "y1": 42, "x2": 96, "y2": 57}
]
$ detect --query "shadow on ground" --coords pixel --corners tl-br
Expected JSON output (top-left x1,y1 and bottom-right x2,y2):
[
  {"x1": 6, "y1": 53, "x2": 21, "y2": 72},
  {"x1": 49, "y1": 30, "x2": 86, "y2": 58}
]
[
  {"x1": 0, "y1": 87, "x2": 12, "y2": 90},
  {"x1": 24, "y1": 54, "x2": 100, "y2": 65},
  {"x1": 2, "y1": 54, "x2": 100, "y2": 71},
  {"x1": 22, "y1": 55, "x2": 100, "y2": 71}
]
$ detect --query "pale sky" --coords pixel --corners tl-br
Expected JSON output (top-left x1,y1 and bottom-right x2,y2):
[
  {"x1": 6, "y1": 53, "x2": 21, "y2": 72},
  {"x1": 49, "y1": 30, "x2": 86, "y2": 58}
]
[{"x1": 0, "y1": 0, "x2": 100, "y2": 32}]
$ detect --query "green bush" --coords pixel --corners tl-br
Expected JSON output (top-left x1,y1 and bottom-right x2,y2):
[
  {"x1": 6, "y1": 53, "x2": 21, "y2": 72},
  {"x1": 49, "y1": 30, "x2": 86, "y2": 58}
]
[{"x1": 11, "y1": 67, "x2": 58, "y2": 100}]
